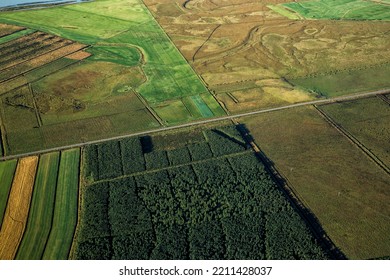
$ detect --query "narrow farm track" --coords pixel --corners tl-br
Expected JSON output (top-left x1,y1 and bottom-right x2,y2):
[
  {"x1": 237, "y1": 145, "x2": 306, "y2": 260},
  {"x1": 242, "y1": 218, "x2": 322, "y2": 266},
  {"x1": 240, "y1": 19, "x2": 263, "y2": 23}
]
[
  {"x1": 0, "y1": 89, "x2": 389, "y2": 161},
  {"x1": 0, "y1": 156, "x2": 38, "y2": 260}
]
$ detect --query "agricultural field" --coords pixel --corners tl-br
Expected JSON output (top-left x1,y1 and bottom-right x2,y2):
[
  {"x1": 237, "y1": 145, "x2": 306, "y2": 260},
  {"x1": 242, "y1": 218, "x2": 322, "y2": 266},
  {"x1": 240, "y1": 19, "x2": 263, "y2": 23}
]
[
  {"x1": 0, "y1": 0, "x2": 389, "y2": 262},
  {"x1": 319, "y1": 96, "x2": 390, "y2": 167},
  {"x1": 280, "y1": 0, "x2": 390, "y2": 20},
  {"x1": 290, "y1": 64, "x2": 390, "y2": 97},
  {"x1": 0, "y1": 149, "x2": 81, "y2": 260},
  {"x1": 16, "y1": 152, "x2": 60, "y2": 260},
  {"x1": 240, "y1": 104, "x2": 390, "y2": 259},
  {"x1": 43, "y1": 149, "x2": 80, "y2": 259},
  {"x1": 0, "y1": 0, "x2": 224, "y2": 137},
  {"x1": 0, "y1": 156, "x2": 38, "y2": 260},
  {"x1": 0, "y1": 159, "x2": 17, "y2": 227},
  {"x1": 144, "y1": 0, "x2": 390, "y2": 113},
  {"x1": 73, "y1": 125, "x2": 330, "y2": 260}
]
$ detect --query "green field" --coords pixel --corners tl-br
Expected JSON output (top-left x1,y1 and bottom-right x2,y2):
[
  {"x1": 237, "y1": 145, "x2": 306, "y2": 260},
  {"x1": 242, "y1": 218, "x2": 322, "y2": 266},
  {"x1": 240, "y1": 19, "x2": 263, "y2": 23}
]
[
  {"x1": 42, "y1": 149, "x2": 80, "y2": 260},
  {"x1": 320, "y1": 97, "x2": 390, "y2": 167},
  {"x1": 290, "y1": 64, "x2": 390, "y2": 97},
  {"x1": 267, "y1": 5, "x2": 301, "y2": 20},
  {"x1": 282, "y1": 0, "x2": 390, "y2": 20},
  {"x1": 16, "y1": 152, "x2": 60, "y2": 260},
  {"x1": 241, "y1": 105, "x2": 390, "y2": 259},
  {"x1": 0, "y1": 160, "x2": 17, "y2": 227},
  {"x1": 0, "y1": 0, "x2": 225, "y2": 154},
  {"x1": 0, "y1": 0, "x2": 214, "y2": 104}
]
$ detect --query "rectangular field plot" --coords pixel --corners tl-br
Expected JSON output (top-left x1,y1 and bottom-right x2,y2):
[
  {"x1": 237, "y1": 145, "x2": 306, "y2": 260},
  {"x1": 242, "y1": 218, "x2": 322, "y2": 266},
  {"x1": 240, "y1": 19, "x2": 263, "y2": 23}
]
[
  {"x1": 0, "y1": 62, "x2": 160, "y2": 155},
  {"x1": 290, "y1": 64, "x2": 390, "y2": 98},
  {"x1": 0, "y1": 156, "x2": 38, "y2": 260},
  {"x1": 0, "y1": 23, "x2": 25, "y2": 38},
  {"x1": 281, "y1": 0, "x2": 390, "y2": 20},
  {"x1": 16, "y1": 152, "x2": 60, "y2": 260},
  {"x1": 0, "y1": 159, "x2": 17, "y2": 227},
  {"x1": 241, "y1": 106, "x2": 390, "y2": 259},
  {"x1": 83, "y1": 125, "x2": 251, "y2": 184},
  {"x1": 74, "y1": 126, "x2": 329, "y2": 259},
  {"x1": 319, "y1": 97, "x2": 390, "y2": 167},
  {"x1": 43, "y1": 149, "x2": 80, "y2": 260},
  {"x1": 0, "y1": 29, "x2": 35, "y2": 45}
]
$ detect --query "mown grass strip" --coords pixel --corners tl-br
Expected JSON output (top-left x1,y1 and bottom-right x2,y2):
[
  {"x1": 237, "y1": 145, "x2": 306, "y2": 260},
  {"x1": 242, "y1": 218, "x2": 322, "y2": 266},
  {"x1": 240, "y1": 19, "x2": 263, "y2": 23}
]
[
  {"x1": 0, "y1": 159, "x2": 17, "y2": 227},
  {"x1": 191, "y1": 95, "x2": 214, "y2": 118},
  {"x1": 43, "y1": 149, "x2": 80, "y2": 260},
  {"x1": 200, "y1": 94, "x2": 226, "y2": 116},
  {"x1": 16, "y1": 152, "x2": 60, "y2": 260},
  {"x1": 267, "y1": 5, "x2": 301, "y2": 20},
  {"x1": 0, "y1": 156, "x2": 38, "y2": 259},
  {"x1": 0, "y1": 29, "x2": 35, "y2": 45}
]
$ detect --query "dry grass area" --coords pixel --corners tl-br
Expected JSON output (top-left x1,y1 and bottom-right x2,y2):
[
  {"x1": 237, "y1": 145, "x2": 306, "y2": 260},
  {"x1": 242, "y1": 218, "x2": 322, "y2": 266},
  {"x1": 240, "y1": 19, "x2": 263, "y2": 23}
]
[
  {"x1": 144, "y1": 0, "x2": 390, "y2": 112},
  {"x1": 0, "y1": 23, "x2": 25, "y2": 38},
  {"x1": 0, "y1": 156, "x2": 38, "y2": 259},
  {"x1": 240, "y1": 106, "x2": 390, "y2": 259}
]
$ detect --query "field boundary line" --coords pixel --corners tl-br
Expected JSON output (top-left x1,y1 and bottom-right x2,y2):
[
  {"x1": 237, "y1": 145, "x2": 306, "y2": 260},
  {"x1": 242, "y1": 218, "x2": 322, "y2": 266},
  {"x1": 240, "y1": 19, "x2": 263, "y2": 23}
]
[
  {"x1": 0, "y1": 41, "x2": 83, "y2": 83},
  {"x1": 0, "y1": 89, "x2": 389, "y2": 161},
  {"x1": 134, "y1": 91, "x2": 164, "y2": 126},
  {"x1": 0, "y1": 99, "x2": 9, "y2": 156},
  {"x1": 313, "y1": 105, "x2": 390, "y2": 176},
  {"x1": 192, "y1": 24, "x2": 221, "y2": 62},
  {"x1": 377, "y1": 93, "x2": 390, "y2": 105},
  {"x1": 0, "y1": 44, "x2": 90, "y2": 96},
  {"x1": 88, "y1": 150, "x2": 252, "y2": 187},
  {"x1": 0, "y1": 34, "x2": 65, "y2": 71}
]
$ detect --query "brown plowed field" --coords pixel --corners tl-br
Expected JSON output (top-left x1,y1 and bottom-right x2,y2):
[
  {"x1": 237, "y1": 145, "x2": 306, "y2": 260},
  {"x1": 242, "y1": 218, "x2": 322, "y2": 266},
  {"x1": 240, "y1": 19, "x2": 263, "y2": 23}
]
[
  {"x1": 0, "y1": 36, "x2": 73, "y2": 71},
  {"x1": 0, "y1": 32, "x2": 49, "y2": 58},
  {"x1": 0, "y1": 156, "x2": 38, "y2": 260},
  {"x1": 0, "y1": 42, "x2": 87, "y2": 82}
]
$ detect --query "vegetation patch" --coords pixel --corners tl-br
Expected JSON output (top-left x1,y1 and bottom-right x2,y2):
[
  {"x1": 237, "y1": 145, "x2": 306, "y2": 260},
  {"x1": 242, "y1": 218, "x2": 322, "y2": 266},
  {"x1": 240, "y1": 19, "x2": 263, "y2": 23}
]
[
  {"x1": 0, "y1": 156, "x2": 38, "y2": 260},
  {"x1": 0, "y1": 159, "x2": 17, "y2": 227},
  {"x1": 43, "y1": 149, "x2": 80, "y2": 260},
  {"x1": 290, "y1": 64, "x2": 390, "y2": 97},
  {"x1": 241, "y1": 105, "x2": 390, "y2": 259},
  {"x1": 319, "y1": 97, "x2": 390, "y2": 167},
  {"x1": 16, "y1": 152, "x2": 60, "y2": 260},
  {"x1": 74, "y1": 126, "x2": 328, "y2": 260},
  {"x1": 282, "y1": 0, "x2": 390, "y2": 20}
]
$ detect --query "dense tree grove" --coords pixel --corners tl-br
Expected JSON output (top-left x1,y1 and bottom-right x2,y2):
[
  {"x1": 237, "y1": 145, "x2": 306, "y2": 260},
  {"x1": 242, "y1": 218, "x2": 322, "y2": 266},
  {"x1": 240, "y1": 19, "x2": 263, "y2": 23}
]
[
  {"x1": 167, "y1": 146, "x2": 192, "y2": 165},
  {"x1": 188, "y1": 142, "x2": 214, "y2": 161},
  {"x1": 75, "y1": 126, "x2": 328, "y2": 260},
  {"x1": 120, "y1": 137, "x2": 145, "y2": 174},
  {"x1": 144, "y1": 150, "x2": 169, "y2": 170},
  {"x1": 83, "y1": 145, "x2": 99, "y2": 181},
  {"x1": 205, "y1": 130, "x2": 247, "y2": 156},
  {"x1": 98, "y1": 141, "x2": 122, "y2": 180}
]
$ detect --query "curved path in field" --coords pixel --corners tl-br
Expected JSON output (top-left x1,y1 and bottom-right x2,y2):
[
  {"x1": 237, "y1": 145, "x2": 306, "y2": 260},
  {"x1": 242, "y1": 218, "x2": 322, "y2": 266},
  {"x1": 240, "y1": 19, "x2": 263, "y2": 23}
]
[{"x1": 1, "y1": 88, "x2": 389, "y2": 161}]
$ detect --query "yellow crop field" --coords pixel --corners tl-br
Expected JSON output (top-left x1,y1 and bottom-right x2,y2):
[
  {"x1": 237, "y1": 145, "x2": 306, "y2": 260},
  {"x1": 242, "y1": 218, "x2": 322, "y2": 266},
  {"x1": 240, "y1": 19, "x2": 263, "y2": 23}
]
[{"x1": 0, "y1": 156, "x2": 38, "y2": 259}]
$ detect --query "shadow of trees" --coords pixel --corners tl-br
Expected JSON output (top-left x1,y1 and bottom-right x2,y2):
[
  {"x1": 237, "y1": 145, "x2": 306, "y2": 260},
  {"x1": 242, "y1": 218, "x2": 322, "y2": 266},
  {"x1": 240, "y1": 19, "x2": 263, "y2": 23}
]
[{"x1": 236, "y1": 123, "x2": 347, "y2": 260}]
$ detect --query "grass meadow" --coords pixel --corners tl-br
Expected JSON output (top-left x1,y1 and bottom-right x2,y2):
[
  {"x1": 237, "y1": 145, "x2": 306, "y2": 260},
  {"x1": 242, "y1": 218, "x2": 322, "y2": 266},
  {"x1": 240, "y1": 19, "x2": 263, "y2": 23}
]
[
  {"x1": 16, "y1": 152, "x2": 60, "y2": 260},
  {"x1": 241, "y1": 105, "x2": 390, "y2": 259}
]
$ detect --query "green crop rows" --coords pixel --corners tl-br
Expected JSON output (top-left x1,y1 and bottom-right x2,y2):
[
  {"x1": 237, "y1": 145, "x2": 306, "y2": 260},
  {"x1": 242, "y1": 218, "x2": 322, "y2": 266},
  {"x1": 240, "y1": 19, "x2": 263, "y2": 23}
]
[
  {"x1": 42, "y1": 149, "x2": 80, "y2": 260},
  {"x1": 16, "y1": 152, "x2": 60, "y2": 260}
]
